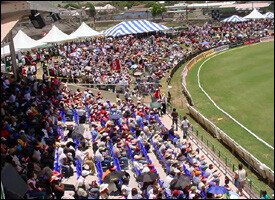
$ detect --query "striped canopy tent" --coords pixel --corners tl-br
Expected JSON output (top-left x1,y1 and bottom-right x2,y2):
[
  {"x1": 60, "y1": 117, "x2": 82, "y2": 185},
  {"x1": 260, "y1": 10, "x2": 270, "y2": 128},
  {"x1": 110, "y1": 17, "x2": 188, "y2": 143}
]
[
  {"x1": 263, "y1": 12, "x2": 274, "y2": 19},
  {"x1": 103, "y1": 20, "x2": 171, "y2": 37},
  {"x1": 222, "y1": 15, "x2": 247, "y2": 23}
]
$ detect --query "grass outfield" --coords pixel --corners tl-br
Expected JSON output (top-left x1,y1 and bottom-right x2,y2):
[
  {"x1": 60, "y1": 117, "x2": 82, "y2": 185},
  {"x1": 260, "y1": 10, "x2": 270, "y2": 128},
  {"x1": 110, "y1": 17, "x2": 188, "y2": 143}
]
[{"x1": 187, "y1": 41, "x2": 274, "y2": 170}]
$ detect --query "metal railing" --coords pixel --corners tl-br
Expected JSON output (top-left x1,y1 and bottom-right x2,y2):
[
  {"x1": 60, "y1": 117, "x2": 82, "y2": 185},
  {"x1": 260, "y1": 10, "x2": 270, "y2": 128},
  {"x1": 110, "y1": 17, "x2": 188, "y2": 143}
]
[{"x1": 167, "y1": 76, "x2": 261, "y2": 199}]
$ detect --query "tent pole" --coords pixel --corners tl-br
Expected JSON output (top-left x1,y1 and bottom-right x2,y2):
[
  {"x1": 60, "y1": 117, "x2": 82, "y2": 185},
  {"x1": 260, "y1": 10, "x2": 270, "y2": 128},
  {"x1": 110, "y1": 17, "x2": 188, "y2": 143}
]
[{"x1": 9, "y1": 32, "x2": 18, "y2": 81}]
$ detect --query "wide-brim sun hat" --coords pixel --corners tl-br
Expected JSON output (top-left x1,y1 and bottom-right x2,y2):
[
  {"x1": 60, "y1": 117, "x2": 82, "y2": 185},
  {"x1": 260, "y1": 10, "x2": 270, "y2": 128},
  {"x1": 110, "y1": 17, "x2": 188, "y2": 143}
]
[{"x1": 99, "y1": 184, "x2": 109, "y2": 193}]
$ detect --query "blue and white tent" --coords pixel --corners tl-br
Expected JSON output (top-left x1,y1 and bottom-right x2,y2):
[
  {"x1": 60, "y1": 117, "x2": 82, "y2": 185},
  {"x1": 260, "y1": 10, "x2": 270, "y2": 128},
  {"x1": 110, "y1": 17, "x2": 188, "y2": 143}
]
[
  {"x1": 263, "y1": 12, "x2": 274, "y2": 19},
  {"x1": 103, "y1": 20, "x2": 171, "y2": 37},
  {"x1": 222, "y1": 15, "x2": 247, "y2": 23}
]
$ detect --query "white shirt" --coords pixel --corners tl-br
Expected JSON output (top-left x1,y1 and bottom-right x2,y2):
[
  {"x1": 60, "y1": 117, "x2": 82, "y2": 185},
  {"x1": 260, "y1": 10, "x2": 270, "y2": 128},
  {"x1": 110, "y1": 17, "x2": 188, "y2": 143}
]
[
  {"x1": 58, "y1": 151, "x2": 66, "y2": 166},
  {"x1": 235, "y1": 169, "x2": 246, "y2": 182},
  {"x1": 95, "y1": 149, "x2": 104, "y2": 162},
  {"x1": 181, "y1": 119, "x2": 189, "y2": 128},
  {"x1": 127, "y1": 193, "x2": 143, "y2": 199},
  {"x1": 141, "y1": 166, "x2": 150, "y2": 173},
  {"x1": 121, "y1": 185, "x2": 132, "y2": 196},
  {"x1": 75, "y1": 149, "x2": 86, "y2": 164},
  {"x1": 133, "y1": 160, "x2": 144, "y2": 171}
]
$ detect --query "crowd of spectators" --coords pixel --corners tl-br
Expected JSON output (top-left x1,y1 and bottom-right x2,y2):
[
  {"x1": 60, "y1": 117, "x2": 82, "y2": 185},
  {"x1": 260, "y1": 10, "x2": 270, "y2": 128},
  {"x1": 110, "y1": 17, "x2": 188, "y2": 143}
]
[
  {"x1": 0, "y1": 70, "x2": 243, "y2": 199},
  {"x1": 2, "y1": 18, "x2": 273, "y2": 99},
  {"x1": 1, "y1": 18, "x2": 274, "y2": 199}
]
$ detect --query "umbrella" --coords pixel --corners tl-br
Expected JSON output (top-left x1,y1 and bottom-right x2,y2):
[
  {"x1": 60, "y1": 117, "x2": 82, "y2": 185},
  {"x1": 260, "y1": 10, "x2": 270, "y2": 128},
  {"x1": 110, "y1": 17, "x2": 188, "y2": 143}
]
[
  {"x1": 110, "y1": 114, "x2": 121, "y2": 120},
  {"x1": 228, "y1": 191, "x2": 239, "y2": 199},
  {"x1": 150, "y1": 102, "x2": 161, "y2": 109},
  {"x1": 136, "y1": 172, "x2": 159, "y2": 183},
  {"x1": 134, "y1": 71, "x2": 143, "y2": 76},
  {"x1": 131, "y1": 64, "x2": 138, "y2": 69},
  {"x1": 170, "y1": 175, "x2": 191, "y2": 190},
  {"x1": 207, "y1": 186, "x2": 228, "y2": 194},
  {"x1": 201, "y1": 41, "x2": 210, "y2": 46},
  {"x1": 103, "y1": 171, "x2": 125, "y2": 183}
]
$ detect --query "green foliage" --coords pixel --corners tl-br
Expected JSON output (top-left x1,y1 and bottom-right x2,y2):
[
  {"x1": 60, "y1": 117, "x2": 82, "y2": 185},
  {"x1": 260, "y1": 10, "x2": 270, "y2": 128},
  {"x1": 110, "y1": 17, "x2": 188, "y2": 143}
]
[
  {"x1": 109, "y1": 1, "x2": 158, "y2": 9},
  {"x1": 151, "y1": 3, "x2": 167, "y2": 18},
  {"x1": 85, "y1": 2, "x2": 96, "y2": 18},
  {"x1": 64, "y1": 3, "x2": 81, "y2": 9}
]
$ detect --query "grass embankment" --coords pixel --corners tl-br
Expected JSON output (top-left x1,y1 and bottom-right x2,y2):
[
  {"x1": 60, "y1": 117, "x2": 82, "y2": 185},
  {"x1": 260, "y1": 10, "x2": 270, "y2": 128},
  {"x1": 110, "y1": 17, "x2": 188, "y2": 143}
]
[{"x1": 166, "y1": 42, "x2": 274, "y2": 196}]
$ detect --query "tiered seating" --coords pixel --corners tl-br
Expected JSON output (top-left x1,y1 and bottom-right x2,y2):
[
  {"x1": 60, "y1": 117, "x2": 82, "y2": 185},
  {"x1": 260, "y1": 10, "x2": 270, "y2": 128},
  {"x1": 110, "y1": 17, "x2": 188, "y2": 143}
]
[
  {"x1": 126, "y1": 144, "x2": 141, "y2": 176},
  {"x1": 109, "y1": 140, "x2": 122, "y2": 171},
  {"x1": 53, "y1": 148, "x2": 60, "y2": 172},
  {"x1": 72, "y1": 109, "x2": 79, "y2": 125},
  {"x1": 85, "y1": 104, "x2": 90, "y2": 122},
  {"x1": 74, "y1": 138, "x2": 82, "y2": 179}
]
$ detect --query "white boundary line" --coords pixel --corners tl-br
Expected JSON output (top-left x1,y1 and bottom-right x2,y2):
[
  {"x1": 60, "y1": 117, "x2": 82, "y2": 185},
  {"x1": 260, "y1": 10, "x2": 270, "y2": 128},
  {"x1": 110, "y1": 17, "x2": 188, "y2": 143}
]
[{"x1": 197, "y1": 44, "x2": 274, "y2": 150}]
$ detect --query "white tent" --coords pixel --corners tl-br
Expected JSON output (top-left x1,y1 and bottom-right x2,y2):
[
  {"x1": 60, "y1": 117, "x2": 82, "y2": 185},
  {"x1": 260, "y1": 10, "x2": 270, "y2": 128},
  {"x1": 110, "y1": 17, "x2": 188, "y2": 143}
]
[
  {"x1": 68, "y1": 22, "x2": 101, "y2": 39},
  {"x1": 243, "y1": 8, "x2": 266, "y2": 19},
  {"x1": 1, "y1": 30, "x2": 45, "y2": 57},
  {"x1": 103, "y1": 4, "x2": 116, "y2": 10},
  {"x1": 222, "y1": 15, "x2": 247, "y2": 22},
  {"x1": 263, "y1": 12, "x2": 274, "y2": 19},
  {"x1": 38, "y1": 25, "x2": 76, "y2": 43}
]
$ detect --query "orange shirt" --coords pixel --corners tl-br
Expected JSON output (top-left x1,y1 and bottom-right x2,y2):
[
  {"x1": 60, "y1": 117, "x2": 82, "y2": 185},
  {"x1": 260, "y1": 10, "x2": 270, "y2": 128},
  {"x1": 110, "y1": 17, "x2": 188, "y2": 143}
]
[{"x1": 102, "y1": 169, "x2": 111, "y2": 181}]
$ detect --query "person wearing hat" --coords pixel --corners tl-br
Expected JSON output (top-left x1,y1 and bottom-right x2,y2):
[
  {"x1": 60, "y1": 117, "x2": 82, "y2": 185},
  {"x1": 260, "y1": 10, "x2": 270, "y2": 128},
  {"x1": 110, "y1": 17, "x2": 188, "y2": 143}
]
[
  {"x1": 102, "y1": 164, "x2": 117, "y2": 181},
  {"x1": 133, "y1": 155, "x2": 145, "y2": 171},
  {"x1": 88, "y1": 187, "x2": 100, "y2": 199},
  {"x1": 95, "y1": 146, "x2": 111, "y2": 167},
  {"x1": 76, "y1": 170, "x2": 90, "y2": 190},
  {"x1": 26, "y1": 171, "x2": 47, "y2": 199},
  {"x1": 99, "y1": 183, "x2": 109, "y2": 199},
  {"x1": 76, "y1": 187, "x2": 88, "y2": 199},
  {"x1": 193, "y1": 170, "x2": 202, "y2": 185},
  {"x1": 50, "y1": 175, "x2": 65, "y2": 199}
]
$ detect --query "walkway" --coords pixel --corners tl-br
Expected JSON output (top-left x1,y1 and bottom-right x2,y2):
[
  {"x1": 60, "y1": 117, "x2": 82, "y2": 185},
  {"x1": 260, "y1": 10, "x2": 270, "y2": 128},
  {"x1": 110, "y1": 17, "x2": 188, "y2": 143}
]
[{"x1": 160, "y1": 114, "x2": 249, "y2": 199}]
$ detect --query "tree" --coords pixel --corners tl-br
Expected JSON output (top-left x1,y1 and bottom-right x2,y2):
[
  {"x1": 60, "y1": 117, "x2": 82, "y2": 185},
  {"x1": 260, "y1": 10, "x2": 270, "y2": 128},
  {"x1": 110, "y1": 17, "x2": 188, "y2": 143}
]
[
  {"x1": 151, "y1": 3, "x2": 167, "y2": 20},
  {"x1": 86, "y1": 2, "x2": 96, "y2": 25},
  {"x1": 64, "y1": 3, "x2": 81, "y2": 9}
]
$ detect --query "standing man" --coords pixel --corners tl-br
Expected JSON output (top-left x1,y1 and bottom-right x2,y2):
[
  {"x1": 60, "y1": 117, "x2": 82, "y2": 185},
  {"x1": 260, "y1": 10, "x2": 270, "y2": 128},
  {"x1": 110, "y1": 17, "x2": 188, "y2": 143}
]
[
  {"x1": 234, "y1": 164, "x2": 247, "y2": 196},
  {"x1": 171, "y1": 108, "x2": 179, "y2": 131},
  {"x1": 181, "y1": 116, "x2": 190, "y2": 138},
  {"x1": 161, "y1": 94, "x2": 167, "y2": 115}
]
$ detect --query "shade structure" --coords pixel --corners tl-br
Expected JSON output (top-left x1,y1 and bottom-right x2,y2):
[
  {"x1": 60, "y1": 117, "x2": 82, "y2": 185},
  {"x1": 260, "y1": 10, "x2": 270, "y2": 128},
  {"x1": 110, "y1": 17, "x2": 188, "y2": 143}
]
[
  {"x1": 103, "y1": 20, "x2": 171, "y2": 37},
  {"x1": 1, "y1": 163, "x2": 28, "y2": 198},
  {"x1": 1, "y1": 30, "x2": 45, "y2": 57},
  {"x1": 38, "y1": 25, "x2": 76, "y2": 43},
  {"x1": 68, "y1": 22, "x2": 101, "y2": 39},
  {"x1": 263, "y1": 12, "x2": 274, "y2": 19},
  {"x1": 1, "y1": 45, "x2": 13, "y2": 57},
  {"x1": 243, "y1": 8, "x2": 266, "y2": 19},
  {"x1": 222, "y1": 15, "x2": 247, "y2": 22}
]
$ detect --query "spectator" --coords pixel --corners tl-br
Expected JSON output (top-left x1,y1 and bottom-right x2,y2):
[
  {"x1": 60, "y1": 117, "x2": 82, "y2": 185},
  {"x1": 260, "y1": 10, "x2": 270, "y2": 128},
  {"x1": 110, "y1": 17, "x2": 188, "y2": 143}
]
[
  {"x1": 128, "y1": 188, "x2": 143, "y2": 199},
  {"x1": 171, "y1": 108, "x2": 179, "y2": 131},
  {"x1": 260, "y1": 190, "x2": 271, "y2": 199},
  {"x1": 234, "y1": 164, "x2": 247, "y2": 196},
  {"x1": 181, "y1": 116, "x2": 190, "y2": 138}
]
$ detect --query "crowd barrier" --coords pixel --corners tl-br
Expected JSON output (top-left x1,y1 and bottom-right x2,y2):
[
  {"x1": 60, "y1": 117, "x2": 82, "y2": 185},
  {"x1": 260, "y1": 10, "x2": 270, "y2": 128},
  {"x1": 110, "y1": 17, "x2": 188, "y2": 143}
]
[
  {"x1": 260, "y1": 36, "x2": 274, "y2": 42},
  {"x1": 168, "y1": 37, "x2": 274, "y2": 188}
]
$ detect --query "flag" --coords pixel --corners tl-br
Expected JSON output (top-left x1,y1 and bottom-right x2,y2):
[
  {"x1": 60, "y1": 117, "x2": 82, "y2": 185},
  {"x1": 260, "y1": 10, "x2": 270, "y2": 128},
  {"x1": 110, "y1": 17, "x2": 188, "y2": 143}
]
[{"x1": 111, "y1": 59, "x2": 121, "y2": 72}]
